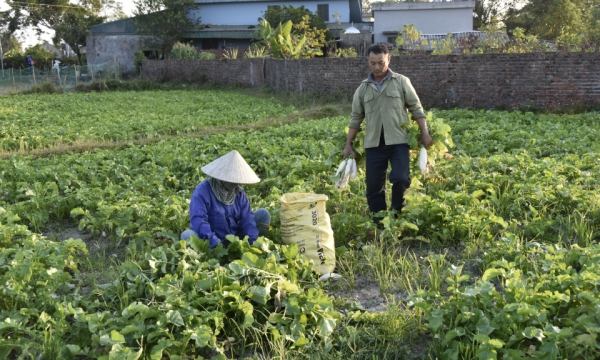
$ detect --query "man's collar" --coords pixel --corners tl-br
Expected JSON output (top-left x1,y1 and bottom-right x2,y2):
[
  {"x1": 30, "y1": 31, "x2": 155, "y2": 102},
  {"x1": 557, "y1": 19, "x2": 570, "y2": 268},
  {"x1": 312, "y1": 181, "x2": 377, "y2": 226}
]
[{"x1": 367, "y1": 69, "x2": 394, "y2": 84}]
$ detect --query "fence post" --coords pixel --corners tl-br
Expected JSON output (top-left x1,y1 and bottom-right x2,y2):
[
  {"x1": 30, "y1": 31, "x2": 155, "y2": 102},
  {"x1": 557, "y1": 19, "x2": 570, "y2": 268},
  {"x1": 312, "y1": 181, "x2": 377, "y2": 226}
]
[
  {"x1": 12, "y1": 68, "x2": 15, "y2": 92},
  {"x1": 91, "y1": 64, "x2": 94, "y2": 82},
  {"x1": 74, "y1": 64, "x2": 78, "y2": 85},
  {"x1": 32, "y1": 67, "x2": 36, "y2": 87}
]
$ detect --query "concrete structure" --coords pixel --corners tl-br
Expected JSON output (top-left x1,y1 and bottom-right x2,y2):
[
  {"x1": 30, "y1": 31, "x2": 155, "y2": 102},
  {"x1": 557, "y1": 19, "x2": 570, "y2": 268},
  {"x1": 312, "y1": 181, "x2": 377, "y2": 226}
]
[
  {"x1": 190, "y1": 0, "x2": 361, "y2": 26},
  {"x1": 371, "y1": 0, "x2": 475, "y2": 44},
  {"x1": 87, "y1": 18, "x2": 144, "y2": 74},
  {"x1": 340, "y1": 31, "x2": 372, "y2": 56}
]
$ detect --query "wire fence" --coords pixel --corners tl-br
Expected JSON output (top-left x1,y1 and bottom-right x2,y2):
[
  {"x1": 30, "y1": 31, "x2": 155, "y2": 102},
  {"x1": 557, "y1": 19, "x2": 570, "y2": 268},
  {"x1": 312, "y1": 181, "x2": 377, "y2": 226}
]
[{"x1": 0, "y1": 62, "x2": 120, "y2": 94}]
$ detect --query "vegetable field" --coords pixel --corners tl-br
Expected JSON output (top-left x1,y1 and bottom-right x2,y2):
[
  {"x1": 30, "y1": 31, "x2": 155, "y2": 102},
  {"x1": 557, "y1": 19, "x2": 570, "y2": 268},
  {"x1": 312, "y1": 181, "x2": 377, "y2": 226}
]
[
  {"x1": 0, "y1": 89, "x2": 599, "y2": 360},
  {"x1": 0, "y1": 90, "x2": 295, "y2": 153}
]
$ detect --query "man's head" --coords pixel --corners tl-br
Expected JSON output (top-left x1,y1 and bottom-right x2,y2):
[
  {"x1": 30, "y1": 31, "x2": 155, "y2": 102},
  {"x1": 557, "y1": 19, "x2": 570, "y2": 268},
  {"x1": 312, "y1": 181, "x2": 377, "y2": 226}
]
[{"x1": 367, "y1": 44, "x2": 391, "y2": 79}]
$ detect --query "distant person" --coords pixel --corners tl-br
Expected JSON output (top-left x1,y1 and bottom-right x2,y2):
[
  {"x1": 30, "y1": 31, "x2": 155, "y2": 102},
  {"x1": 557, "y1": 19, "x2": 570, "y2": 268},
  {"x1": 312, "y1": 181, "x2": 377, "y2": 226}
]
[
  {"x1": 25, "y1": 54, "x2": 34, "y2": 68},
  {"x1": 342, "y1": 44, "x2": 432, "y2": 234},
  {"x1": 180, "y1": 150, "x2": 271, "y2": 248}
]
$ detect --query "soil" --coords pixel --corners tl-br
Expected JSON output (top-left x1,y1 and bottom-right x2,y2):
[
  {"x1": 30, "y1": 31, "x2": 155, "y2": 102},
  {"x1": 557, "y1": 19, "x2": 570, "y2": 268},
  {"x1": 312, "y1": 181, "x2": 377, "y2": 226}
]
[
  {"x1": 330, "y1": 273, "x2": 386, "y2": 312},
  {"x1": 43, "y1": 222, "x2": 120, "y2": 258}
]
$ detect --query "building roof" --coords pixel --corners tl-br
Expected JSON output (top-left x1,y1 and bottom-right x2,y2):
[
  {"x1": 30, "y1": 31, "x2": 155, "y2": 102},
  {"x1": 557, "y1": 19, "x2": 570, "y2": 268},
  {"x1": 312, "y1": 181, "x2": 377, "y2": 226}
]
[
  {"x1": 89, "y1": 17, "x2": 137, "y2": 35},
  {"x1": 182, "y1": 25, "x2": 258, "y2": 39},
  {"x1": 180, "y1": 22, "x2": 371, "y2": 39}
]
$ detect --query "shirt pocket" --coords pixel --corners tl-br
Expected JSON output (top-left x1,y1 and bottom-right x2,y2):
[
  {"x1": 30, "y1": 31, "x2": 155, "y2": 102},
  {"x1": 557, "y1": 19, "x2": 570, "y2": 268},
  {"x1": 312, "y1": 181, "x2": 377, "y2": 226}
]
[
  {"x1": 363, "y1": 91, "x2": 375, "y2": 115},
  {"x1": 386, "y1": 89, "x2": 402, "y2": 108}
]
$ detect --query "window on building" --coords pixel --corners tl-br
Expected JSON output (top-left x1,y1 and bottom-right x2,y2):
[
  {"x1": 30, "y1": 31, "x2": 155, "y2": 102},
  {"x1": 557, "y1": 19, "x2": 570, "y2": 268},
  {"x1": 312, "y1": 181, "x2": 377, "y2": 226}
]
[
  {"x1": 317, "y1": 4, "x2": 329, "y2": 22},
  {"x1": 202, "y1": 39, "x2": 219, "y2": 50},
  {"x1": 387, "y1": 36, "x2": 398, "y2": 44}
]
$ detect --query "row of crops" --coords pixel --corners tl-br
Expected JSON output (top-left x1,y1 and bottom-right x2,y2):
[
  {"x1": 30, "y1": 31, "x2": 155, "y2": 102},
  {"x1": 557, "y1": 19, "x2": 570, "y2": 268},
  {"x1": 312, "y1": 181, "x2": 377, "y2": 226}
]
[
  {"x1": 0, "y1": 90, "x2": 599, "y2": 359},
  {"x1": 0, "y1": 90, "x2": 296, "y2": 153}
]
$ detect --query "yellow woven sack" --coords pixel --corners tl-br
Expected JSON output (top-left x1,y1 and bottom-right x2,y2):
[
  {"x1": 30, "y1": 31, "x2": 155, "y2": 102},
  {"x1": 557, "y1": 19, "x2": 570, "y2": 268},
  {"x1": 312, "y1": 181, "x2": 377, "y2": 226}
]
[{"x1": 279, "y1": 193, "x2": 335, "y2": 275}]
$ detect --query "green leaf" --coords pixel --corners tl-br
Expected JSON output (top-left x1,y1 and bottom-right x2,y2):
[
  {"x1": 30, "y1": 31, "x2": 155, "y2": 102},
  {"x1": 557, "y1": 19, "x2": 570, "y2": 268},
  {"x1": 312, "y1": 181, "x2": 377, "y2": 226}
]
[
  {"x1": 269, "y1": 313, "x2": 283, "y2": 323},
  {"x1": 318, "y1": 316, "x2": 336, "y2": 335},
  {"x1": 108, "y1": 344, "x2": 142, "y2": 360},
  {"x1": 575, "y1": 334, "x2": 595, "y2": 346},
  {"x1": 110, "y1": 330, "x2": 125, "y2": 343},
  {"x1": 476, "y1": 347, "x2": 497, "y2": 360},
  {"x1": 188, "y1": 325, "x2": 213, "y2": 348},
  {"x1": 482, "y1": 268, "x2": 505, "y2": 281},
  {"x1": 488, "y1": 339, "x2": 505, "y2": 348},
  {"x1": 429, "y1": 309, "x2": 444, "y2": 331},
  {"x1": 150, "y1": 339, "x2": 175, "y2": 360},
  {"x1": 247, "y1": 285, "x2": 269, "y2": 304},
  {"x1": 122, "y1": 302, "x2": 149, "y2": 319},
  {"x1": 443, "y1": 329, "x2": 460, "y2": 346},
  {"x1": 166, "y1": 310, "x2": 184, "y2": 327},
  {"x1": 476, "y1": 317, "x2": 495, "y2": 336},
  {"x1": 121, "y1": 325, "x2": 143, "y2": 335},
  {"x1": 522, "y1": 327, "x2": 545, "y2": 342}
]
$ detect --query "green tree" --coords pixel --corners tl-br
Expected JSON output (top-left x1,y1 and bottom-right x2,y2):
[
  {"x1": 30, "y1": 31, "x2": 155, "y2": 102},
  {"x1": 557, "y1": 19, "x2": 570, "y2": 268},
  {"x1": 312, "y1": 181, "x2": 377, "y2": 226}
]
[
  {"x1": 133, "y1": 0, "x2": 201, "y2": 59},
  {"x1": 80, "y1": 0, "x2": 127, "y2": 20},
  {"x1": 259, "y1": 19, "x2": 322, "y2": 58},
  {"x1": 473, "y1": 0, "x2": 505, "y2": 30},
  {"x1": 52, "y1": 6, "x2": 103, "y2": 64},
  {"x1": 0, "y1": 0, "x2": 117, "y2": 63},
  {"x1": 0, "y1": 31, "x2": 22, "y2": 53},
  {"x1": 504, "y1": 0, "x2": 597, "y2": 40},
  {"x1": 0, "y1": 0, "x2": 70, "y2": 34},
  {"x1": 260, "y1": 5, "x2": 329, "y2": 41}
]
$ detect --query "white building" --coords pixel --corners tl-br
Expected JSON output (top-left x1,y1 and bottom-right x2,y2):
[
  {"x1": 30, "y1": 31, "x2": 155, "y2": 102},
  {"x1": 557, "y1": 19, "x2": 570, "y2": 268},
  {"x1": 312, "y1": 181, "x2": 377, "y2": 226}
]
[
  {"x1": 185, "y1": 0, "x2": 366, "y2": 49},
  {"x1": 190, "y1": 0, "x2": 360, "y2": 25},
  {"x1": 371, "y1": 0, "x2": 476, "y2": 44}
]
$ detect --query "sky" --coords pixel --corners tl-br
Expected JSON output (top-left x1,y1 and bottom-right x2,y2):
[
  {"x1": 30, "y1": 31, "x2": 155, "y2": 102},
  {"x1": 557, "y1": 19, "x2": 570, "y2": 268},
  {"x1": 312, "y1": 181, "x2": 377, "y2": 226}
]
[{"x1": 0, "y1": 0, "x2": 136, "y2": 49}]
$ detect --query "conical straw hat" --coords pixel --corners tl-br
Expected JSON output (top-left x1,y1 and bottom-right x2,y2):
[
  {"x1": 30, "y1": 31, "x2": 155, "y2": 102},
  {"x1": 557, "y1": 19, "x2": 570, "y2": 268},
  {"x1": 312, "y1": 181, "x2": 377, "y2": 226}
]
[{"x1": 201, "y1": 150, "x2": 260, "y2": 184}]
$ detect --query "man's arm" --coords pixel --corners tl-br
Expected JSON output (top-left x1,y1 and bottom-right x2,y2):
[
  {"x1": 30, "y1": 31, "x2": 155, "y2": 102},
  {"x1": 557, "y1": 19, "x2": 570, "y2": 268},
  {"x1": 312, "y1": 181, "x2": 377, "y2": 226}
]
[
  {"x1": 345, "y1": 85, "x2": 365, "y2": 158},
  {"x1": 414, "y1": 117, "x2": 433, "y2": 149},
  {"x1": 343, "y1": 128, "x2": 359, "y2": 158}
]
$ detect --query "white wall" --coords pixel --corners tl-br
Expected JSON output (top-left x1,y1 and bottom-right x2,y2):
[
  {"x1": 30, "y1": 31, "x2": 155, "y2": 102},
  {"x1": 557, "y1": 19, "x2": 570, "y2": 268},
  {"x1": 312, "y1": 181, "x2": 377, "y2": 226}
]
[
  {"x1": 190, "y1": 0, "x2": 350, "y2": 25},
  {"x1": 372, "y1": 2, "x2": 474, "y2": 44}
]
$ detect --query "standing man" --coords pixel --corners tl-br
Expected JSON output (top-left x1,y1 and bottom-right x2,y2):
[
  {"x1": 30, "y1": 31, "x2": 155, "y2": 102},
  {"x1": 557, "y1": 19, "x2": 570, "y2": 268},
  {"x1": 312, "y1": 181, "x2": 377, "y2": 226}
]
[
  {"x1": 25, "y1": 54, "x2": 33, "y2": 68},
  {"x1": 343, "y1": 44, "x2": 432, "y2": 229}
]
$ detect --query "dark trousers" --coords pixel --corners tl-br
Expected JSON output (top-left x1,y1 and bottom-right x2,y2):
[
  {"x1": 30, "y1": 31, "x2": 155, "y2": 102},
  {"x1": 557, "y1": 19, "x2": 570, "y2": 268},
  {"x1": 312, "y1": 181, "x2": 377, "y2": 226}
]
[{"x1": 365, "y1": 143, "x2": 411, "y2": 215}]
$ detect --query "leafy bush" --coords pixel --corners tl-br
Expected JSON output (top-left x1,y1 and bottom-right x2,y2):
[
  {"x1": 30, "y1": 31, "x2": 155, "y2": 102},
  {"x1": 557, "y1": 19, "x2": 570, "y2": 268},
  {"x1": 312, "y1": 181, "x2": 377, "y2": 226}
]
[
  {"x1": 410, "y1": 234, "x2": 600, "y2": 359},
  {"x1": 133, "y1": 50, "x2": 146, "y2": 71},
  {"x1": 335, "y1": 47, "x2": 358, "y2": 58},
  {"x1": 245, "y1": 45, "x2": 268, "y2": 58},
  {"x1": 199, "y1": 51, "x2": 216, "y2": 60},
  {"x1": 81, "y1": 237, "x2": 338, "y2": 358},
  {"x1": 24, "y1": 82, "x2": 64, "y2": 94},
  {"x1": 170, "y1": 41, "x2": 201, "y2": 60}
]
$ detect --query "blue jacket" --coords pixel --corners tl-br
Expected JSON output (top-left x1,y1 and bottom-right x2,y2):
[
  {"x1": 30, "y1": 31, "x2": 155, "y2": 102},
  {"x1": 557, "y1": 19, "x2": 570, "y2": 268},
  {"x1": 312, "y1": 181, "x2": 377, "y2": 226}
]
[{"x1": 189, "y1": 180, "x2": 258, "y2": 247}]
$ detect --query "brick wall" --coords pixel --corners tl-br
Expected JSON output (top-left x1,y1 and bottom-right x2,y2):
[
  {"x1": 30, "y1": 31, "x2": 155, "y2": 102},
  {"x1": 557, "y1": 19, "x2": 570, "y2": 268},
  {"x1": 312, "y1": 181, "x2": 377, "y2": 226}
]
[
  {"x1": 142, "y1": 58, "x2": 266, "y2": 87},
  {"x1": 142, "y1": 52, "x2": 600, "y2": 109}
]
